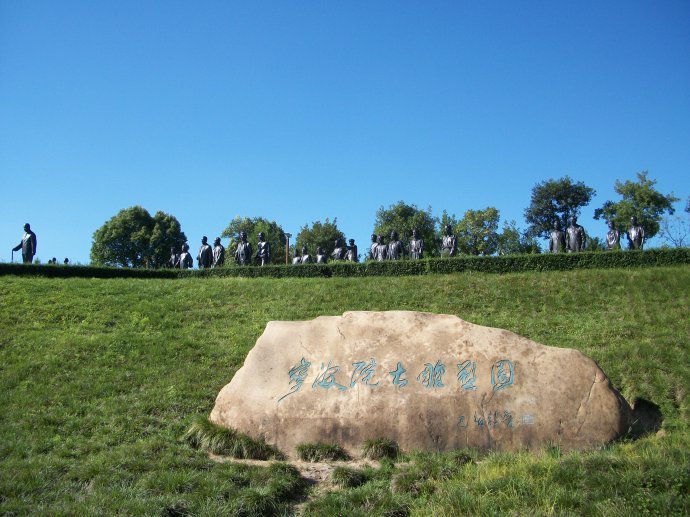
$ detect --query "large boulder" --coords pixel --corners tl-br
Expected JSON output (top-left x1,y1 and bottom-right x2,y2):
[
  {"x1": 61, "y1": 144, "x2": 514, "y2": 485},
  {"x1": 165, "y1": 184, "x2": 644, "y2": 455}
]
[{"x1": 210, "y1": 311, "x2": 632, "y2": 457}]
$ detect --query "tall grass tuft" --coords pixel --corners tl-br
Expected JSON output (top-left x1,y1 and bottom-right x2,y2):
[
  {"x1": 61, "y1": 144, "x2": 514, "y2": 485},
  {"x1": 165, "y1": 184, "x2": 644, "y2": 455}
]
[
  {"x1": 184, "y1": 415, "x2": 284, "y2": 460},
  {"x1": 362, "y1": 438, "x2": 400, "y2": 460},
  {"x1": 295, "y1": 442, "x2": 350, "y2": 462},
  {"x1": 331, "y1": 466, "x2": 369, "y2": 488}
]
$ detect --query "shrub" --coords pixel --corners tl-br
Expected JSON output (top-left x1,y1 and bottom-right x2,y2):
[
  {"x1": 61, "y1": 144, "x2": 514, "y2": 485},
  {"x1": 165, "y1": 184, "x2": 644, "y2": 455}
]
[{"x1": 330, "y1": 466, "x2": 369, "y2": 488}]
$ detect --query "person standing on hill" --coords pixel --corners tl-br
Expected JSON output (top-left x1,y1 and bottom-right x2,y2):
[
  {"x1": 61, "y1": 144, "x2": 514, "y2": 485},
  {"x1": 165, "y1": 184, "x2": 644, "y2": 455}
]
[{"x1": 12, "y1": 223, "x2": 37, "y2": 263}]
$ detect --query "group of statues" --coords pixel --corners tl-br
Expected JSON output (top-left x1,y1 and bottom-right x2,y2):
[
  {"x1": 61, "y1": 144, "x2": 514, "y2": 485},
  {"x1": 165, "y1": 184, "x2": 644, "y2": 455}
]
[
  {"x1": 170, "y1": 231, "x2": 272, "y2": 269},
  {"x1": 368, "y1": 229, "x2": 426, "y2": 261},
  {"x1": 292, "y1": 238, "x2": 358, "y2": 264},
  {"x1": 548, "y1": 216, "x2": 645, "y2": 253}
]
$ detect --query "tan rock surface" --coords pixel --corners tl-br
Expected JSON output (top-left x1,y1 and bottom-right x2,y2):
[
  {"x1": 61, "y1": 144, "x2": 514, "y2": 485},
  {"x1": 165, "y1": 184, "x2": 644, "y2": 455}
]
[{"x1": 210, "y1": 311, "x2": 632, "y2": 458}]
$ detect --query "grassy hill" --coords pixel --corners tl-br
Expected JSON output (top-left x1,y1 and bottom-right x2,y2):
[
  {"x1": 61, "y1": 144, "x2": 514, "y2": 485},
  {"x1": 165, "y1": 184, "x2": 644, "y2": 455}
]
[{"x1": 1, "y1": 266, "x2": 688, "y2": 515}]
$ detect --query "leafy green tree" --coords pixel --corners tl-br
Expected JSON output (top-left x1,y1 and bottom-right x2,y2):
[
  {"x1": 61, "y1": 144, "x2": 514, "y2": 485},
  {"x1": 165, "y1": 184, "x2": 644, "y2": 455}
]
[
  {"x1": 594, "y1": 171, "x2": 679, "y2": 240},
  {"x1": 455, "y1": 207, "x2": 500, "y2": 256},
  {"x1": 524, "y1": 176, "x2": 595, "y2": 239},
  {"x1": 91, "y1": 206, "x2": 186, "y2": 267},
  {"x1": 221, "y1": 216, "x2": 286, "y2": 265},
  {"x1": 295, "y1": 218, "x2": 345, "y2": 257},
  {"x1": 373, "y1": 201, "x2": 438, "y2": 256},
  {"x1": 150, "y1": 211, "x2": 187, "y2": 268},
  {"x1": 496, "y1": 220, "x2": 541, "y2": 255}
]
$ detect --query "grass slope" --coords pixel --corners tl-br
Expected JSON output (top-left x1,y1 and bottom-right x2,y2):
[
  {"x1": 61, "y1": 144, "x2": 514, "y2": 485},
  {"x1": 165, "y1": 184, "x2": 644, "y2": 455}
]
[{"x1": 0, "y1": 267, "x2": 688, "y2": 515}]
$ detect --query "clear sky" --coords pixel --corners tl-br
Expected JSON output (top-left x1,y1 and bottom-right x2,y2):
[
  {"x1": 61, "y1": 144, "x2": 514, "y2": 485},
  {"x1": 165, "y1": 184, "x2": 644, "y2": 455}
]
[{"x1": 1, "y1": 1, "x2": 689, "y2": 265}]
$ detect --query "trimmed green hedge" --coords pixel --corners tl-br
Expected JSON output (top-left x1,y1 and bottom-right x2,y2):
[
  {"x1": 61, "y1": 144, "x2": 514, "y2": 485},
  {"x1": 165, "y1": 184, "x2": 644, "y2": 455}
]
[
  {"x1": 2, "y1": 248, "x2": 688, "y2": 279},
  {"x1": 0, "y1": 263, "x2": 177, "y2": 279}
]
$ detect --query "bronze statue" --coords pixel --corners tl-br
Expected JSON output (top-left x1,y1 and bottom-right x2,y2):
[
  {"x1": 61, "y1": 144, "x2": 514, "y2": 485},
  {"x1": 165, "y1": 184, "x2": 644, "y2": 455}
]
[
  {"x1": 627, "y1": 216, "x2": 645, "y2": 250},
  {"x1": 409, "y1": 228, "x2": 424, "y2": 259},
  {"x1": 548, "y1": 221, "x2": 565, "y2": 253},
  {"x1": 212, "y1": 237, "x2": 225, "y2": 268},
  {"x1": 370, "y1": 234, "x2": 378, "y2": 261},
  {"x1": 387, "y1": 230, "x2": 404, "y2": 260},
  {"x1": 235, "y1": 231, "x2": 252, "y2": 265},
  {"x1": 441, "y1": 224, "x2": 457, "y2": 256},
  {"x1": 346, "y1": 238, "x2": 358, "y2": 262},
  {"x1": 12, "y1": 223, "x2": 37, "y2": 264},
  {"x1": 605, "y1": 221, "x2": 621, "y2": 250},
  {"x1": 197, "y1": 236, "x2": 213, "y2": 268},
  {"x1": 292, "y1": 251, "x2": 302, "y2": 265},
  {"x1": 316, "y1": 246, "x2": 328, "y2": 263},
  {"x1": 566, "y1": 217, "x2": 586, "y2": 252},
  {"x1": 331, "y1": 238, "x2": 345, "y2": 260},
  {"x1": 169, "y1": 246, "x2": 180, "y2": 268},
  {"x1": 375, "y1": 234, "x2": 387, "y2": 261},
  {"x1": 300, "y1": 246, "x2": 312, "y2": 264},
  {"x1": 255, "y1": 232, "x2": 270, "y2": 266},
  {"x1": 179, "y1": 244, "x2": 193, "y2": 269}
]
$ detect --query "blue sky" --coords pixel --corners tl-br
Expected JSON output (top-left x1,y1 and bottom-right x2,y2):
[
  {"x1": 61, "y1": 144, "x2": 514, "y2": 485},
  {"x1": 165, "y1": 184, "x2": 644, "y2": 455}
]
[{"x1": 1, "y1": 1, "x2": 689, "y2": 264}]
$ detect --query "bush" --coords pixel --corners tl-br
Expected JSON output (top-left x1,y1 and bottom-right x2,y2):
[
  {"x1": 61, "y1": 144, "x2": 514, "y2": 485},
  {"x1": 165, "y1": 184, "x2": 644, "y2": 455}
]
[
  {"x1": 3, "y1": 248, "x2": 688, "y2": 279},
  {"x1": 331, "y1": 466, "x2": 369, "y2": 488}
]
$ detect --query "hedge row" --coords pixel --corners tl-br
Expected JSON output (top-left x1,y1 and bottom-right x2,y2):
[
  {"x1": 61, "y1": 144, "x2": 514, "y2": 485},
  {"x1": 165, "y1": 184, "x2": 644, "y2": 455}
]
[
  {"x1": 0, "y1": 263, "x2": 178, "y2": 279},
  {"x1": 2, "y1": 248, "x2": 688, "y2": 280}
]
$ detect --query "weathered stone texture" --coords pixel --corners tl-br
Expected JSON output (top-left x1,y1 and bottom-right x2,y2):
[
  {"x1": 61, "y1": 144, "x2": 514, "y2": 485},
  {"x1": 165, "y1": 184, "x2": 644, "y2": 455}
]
[{"x1": 210, "y1": 311, "x2": 632, "y2": 457}]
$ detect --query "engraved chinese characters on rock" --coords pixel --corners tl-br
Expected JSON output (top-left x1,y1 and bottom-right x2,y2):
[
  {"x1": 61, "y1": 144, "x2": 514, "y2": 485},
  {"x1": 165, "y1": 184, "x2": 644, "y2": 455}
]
[{"x1": 277, "y1": 357, "x2": 515, "y2": 402}]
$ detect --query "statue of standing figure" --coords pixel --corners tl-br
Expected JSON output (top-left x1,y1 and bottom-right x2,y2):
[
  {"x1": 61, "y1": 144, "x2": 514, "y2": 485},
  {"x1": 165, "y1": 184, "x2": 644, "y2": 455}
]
[
  {"x1": 235, "y1": 231, "x2": 253, "y2": 265},
  {"x1": 12, "y1": 223, "x2": 37, "y2": 264},
  {"x1": 331, "y1": 238, "x2": 346, "y2": 261},
  {"x1": 179, "y1": 244, "x2": 193, "y2": 269},
  {"x1": 212, "y1": 237, "x2": 225, "y2": 267},
  {"x1": 375, "y1": 235, "x2": 387, "y2": 261},
  {"x1": 300, "y1": 246, "x2": 312, "y2": 264},
  {"x1": 409, "y1": 229, "x2": 424, "y2": 259},
  {"x1": 605, "y1": 221, "x2": 621, "y2": 250},
  {"x1": 441, "y1": 224, "x2": 457, "y2": 257},
  {"x1": 168, "y1": 246, "x2": 180, "y2": 268},
  {"x1": 566, "y1": 217, "x2": 586, "y2": 252},
  {"x1": 197, "y1": 236, "x2": 213, "y2": 268},
  {"x1": 315, "y1": 246, "x2": 328, "y2": 263},
  {"x1": 548, "y1": 221, "x2": 566, "y2": 253},
  {"x1": 387, "y1": 231, "x2": 404, "y2": 260},
  {"x1": 346, "y1": 239, "x2": 358, "y2": 262},
  {"x1": 255, "y1": 232, "x2": 270, "y2": 266},
  {"x1": 627, "y1": 216, "x2": 645, "y2": 250}
]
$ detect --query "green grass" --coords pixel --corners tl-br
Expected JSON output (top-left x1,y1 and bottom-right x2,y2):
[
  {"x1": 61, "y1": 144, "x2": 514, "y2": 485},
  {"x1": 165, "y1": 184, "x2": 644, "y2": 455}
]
[
  {"x1": 0, "y1": 266, "x2": 688, "y2": 514},
  {"x1": 295, "y1": 443, "x2": 350, "y2": 462},
  {"x1": 362, "y1": 438, "x2": 401, "y2": 460},
  {"x1": 184, "y1": 415, "x2": 284, "y2": 460}
]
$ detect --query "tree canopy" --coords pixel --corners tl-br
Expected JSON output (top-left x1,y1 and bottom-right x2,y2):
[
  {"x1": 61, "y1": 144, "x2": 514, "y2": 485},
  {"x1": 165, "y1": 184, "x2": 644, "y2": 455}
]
[
  {"x1": 221, "y1": 216, "x2": 286, "y2": 265},
  {"x1": 91, "y1": 206, "x2": 186, "y2": 267},
  {"x1": 455, "y1": 207, "x2": 500, "y2": 256},
  {"x1": 373, "y1": 201, "x2": 438, "y2": 256},
  {"x1": 524, "y1": 176, "x2": 595, "y2": 239},
  {"x1": 294, "y1": 218, "x2": 345, "y2": 258},
  {"x1": 495, "y1": 220, "x2": 541, "y2": 255},
  {"x1": 594, "y1": 171, "x2": 679, "y2": 240}
]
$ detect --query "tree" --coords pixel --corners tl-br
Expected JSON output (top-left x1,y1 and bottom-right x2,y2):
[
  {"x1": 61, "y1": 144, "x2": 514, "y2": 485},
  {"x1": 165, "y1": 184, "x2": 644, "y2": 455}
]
[
  {"x1": 496, "y1": 220, "x2": 541, "y2": 255},
  {"x1": 455, "y1": 207, "x2": 500, "y2": 256},
  {"x1": 373, "y1": 201, "x2": 438, "y2": 256},
  {"x1": 659, "y1": 196, "x2": 689, "y2": 248},
  {"x1": 149, "y1": 211, "x2": 187, "y2": 268},
  {"x1": 91, "y1": 206, "x2": 186, "y2": 267},
  {"x1": 594, "y1": 171, "x2": 679, "y2": 240},
  {"x1": 524, "y1": 176, "x2": 595, "y2": 239},
  {"x1": 221, "y1": 216, "x2": 286, "y2": 265},
  {"x1": 295, "y1": 218, "x2": 345, "y2": 257}
]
